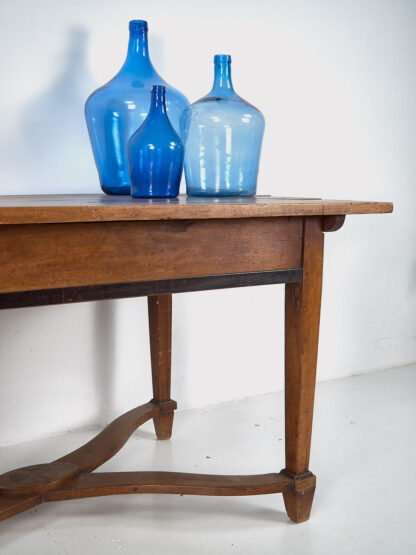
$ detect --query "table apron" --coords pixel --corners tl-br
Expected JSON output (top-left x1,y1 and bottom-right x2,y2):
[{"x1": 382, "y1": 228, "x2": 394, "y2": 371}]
[{"x1": 0, "y1": 217, "x2": 303, "y2": 296}]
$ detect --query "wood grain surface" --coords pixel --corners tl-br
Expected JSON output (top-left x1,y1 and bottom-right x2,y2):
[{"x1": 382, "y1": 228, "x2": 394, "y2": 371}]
[
  {"x1": 44, "y1": 471, "x2": 293, "y2": 501},
  {"x1": 282, "y1": 216, "x2": 324, "y2": 520},
  {"x1": 0, "y1": 217, "x2": 303, "y2": 293},
  {"x1": 0, "y1": 194, "x2": 393, "y2": 225},
  {"x1": 0, "y1": 462, "x2": 79, "y2": 497},
  {"x1": 56, "y1": 403, "x2": 159, "y2": 473},
  {"x1": 148, "y1": 295, "x2": 176, "y2": 440},
  {"x1": 0, "y1": 495, "x2": 42, "y2": 522},
  {"x1": 285, "y1": 217, "x2": 324, "y2": 475}
]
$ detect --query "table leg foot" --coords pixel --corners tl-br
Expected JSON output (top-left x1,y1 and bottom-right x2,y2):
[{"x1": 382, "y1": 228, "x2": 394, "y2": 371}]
[
  {"x1": 153, "y1": 412, "x2": 173, "y2": 439},
  {"x1": 153, "y1": 412, "x2": 174, "y2": 440},
  {"x1": 282, "y1": 471, "x2": 316, "y2": 523},
  {"x1": 150, "y1": 398, "x2": 177, "y2": 440}
]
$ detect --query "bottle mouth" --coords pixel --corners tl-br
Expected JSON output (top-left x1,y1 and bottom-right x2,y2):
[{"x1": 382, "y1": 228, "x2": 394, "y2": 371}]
[
  {"x1": 152, "y1": 85, "x2": 166, "y2": 94},
  {"x1": 129, "y1": 20, "x2": 148, "y2": 32},
  {"x1": 214, "y1": 54, "x2": 231, "y2": 64}
]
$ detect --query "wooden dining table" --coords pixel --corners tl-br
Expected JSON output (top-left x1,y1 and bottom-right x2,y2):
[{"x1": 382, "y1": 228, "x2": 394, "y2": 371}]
[{"x1": 0, "y1": 194, "x2": 392, "y2": 524}]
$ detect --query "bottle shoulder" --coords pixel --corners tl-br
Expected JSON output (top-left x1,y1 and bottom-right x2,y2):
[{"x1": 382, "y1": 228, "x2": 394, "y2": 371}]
[
  {"x1": 182, "y1": 94, "x2": 264, "y2": 122},
  {"x1": 91, "y1": 70, "x2": 165, "y2": 93},
  {"x1": 86, "y1": 73, "x2": 188, "y2": 108},
  {"x1": 130, "y1": 115, "x2": 183, "y2": 144}
]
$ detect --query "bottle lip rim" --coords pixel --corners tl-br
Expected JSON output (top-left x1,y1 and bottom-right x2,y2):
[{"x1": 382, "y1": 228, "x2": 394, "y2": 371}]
[
  {"x1": 129, "y1": 20, "x2": 148, "y2": 31},
  {"x1": 151, "y1": 85, "x2": 166, "y2": 93},
  {"x1": 214, "y1": 54, "x2": 232, "y2": 63}
]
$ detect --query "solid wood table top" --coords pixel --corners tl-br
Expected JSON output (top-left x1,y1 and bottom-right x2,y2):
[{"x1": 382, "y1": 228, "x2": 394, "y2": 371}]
[{"x1": 0, "y1": 194, "x2": 392, "y2": 225}]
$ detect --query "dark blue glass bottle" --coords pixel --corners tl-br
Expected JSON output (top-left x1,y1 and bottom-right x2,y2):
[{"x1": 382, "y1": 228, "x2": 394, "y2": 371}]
[
  {"x1": 180, "y1": 55, "x2": 265, "y2": 196},
  {"x1": 128, "y1": 86, "x2": 184, "y2": 198},
  {"x1": 85, "y1": 20, "x2": 188, "y2": 195}
]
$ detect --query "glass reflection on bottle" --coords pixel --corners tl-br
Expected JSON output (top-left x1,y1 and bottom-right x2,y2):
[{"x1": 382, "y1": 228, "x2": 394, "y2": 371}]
[
  {"x1": 85, "y1": 20, "x2": 189, "y2": 195},
  {"x1": 180, "y1": 54, "x2": 265, "y2": 196}
]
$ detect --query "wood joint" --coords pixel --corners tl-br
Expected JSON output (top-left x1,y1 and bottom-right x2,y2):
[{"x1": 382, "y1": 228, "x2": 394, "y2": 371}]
[
  {"x1": 0, "y1": 462, "x2": 79, "y2": 498},
  {"x1": 150, "y1": 399, "x2": 177, "y2": 414},
  {"x1": 323, "y1": 215, "x2": 345, "y2": 232},
  {"x1": 281, "y1": 469, "x2": 316, "y2": 491},
  {"x1": 280, "y1": 469, "x2": 314, "y2": 481}
]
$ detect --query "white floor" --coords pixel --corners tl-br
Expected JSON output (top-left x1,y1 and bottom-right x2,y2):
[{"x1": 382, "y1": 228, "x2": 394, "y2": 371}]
[{"x1": 0, "y1": 364, "x2": 415, "y2": 554}]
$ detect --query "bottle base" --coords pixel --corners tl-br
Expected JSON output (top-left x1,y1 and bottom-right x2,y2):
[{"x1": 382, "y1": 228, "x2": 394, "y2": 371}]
[
  {"x1": 101, "y1": 185, "x2": 131, "y2": 196},
  {"x1": 131, "y1": 193, "x2": 179, "y2": 199},
  {"x1": 186, "y1": 190, "x2": 256, "y2": 198}
]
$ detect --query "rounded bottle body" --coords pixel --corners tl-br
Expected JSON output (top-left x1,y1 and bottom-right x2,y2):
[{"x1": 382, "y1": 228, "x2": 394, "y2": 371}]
[
  {"x1": 180, "y1": 55, "x2": 264, "y2": 196},
  {"x1": 85, "y1": 20, "x2": 188, "y2": 195}
]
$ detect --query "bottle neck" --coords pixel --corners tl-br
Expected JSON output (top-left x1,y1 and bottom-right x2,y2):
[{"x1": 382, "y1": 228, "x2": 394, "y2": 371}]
[
  {"x1": 209, "y1": 55, "x2": 237, "y2": 98},
  {"x1": 148, "y1": 86, "x2": 167, "y2": 116},
  {"x1": 122, "y1": 21, "x2": 154, "y2": 75}
]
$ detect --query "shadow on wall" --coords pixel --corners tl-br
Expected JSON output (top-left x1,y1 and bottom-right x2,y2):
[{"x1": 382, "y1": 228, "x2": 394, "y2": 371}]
[
  {"x1": 0, "y1": 28, "x2": 188, "y2": 445},
  {"x1": 14, "y1": 26, "x2": 168, "y2": 195},
  {"x1": 0, "y1": 29, "x2": 119, "y2": 445},
  {"x1": 18, "y1": 26, "x2": 97, "y2": 193},
  {"x1": 0, "y1": 301, "x2": 120, "y2": 444}
]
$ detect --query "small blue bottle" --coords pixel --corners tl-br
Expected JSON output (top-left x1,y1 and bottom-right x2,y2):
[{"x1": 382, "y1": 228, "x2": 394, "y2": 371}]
[
  {"x1": 180, "y1": 55, "x2": 265, "y2": 196},
  {"x1": 128, "y1": 86, "x2": 184, "y2": 198}
]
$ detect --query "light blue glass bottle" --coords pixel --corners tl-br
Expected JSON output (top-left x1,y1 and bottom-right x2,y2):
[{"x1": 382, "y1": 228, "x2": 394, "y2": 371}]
[
  {"x1": 180, "y1": 54, "x2": 265, "y2": 196},
  {"x1": 85, "y1": 20, "x2": 189, "y2": 195},
  {"x1": 128, "y1": 86, "x2": 184, "y2": 198}
]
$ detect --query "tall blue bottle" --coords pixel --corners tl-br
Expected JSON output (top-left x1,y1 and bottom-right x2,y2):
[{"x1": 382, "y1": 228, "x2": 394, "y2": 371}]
[
  {"x1": 128, "y1": 86, "x2": 184, "y2": 198},
  {"x1": 180, "y1": 55, "x2": 265, "y2": 196},
  {"x1": 85, "y1": 20, "x2": 188, "y2": 195}
]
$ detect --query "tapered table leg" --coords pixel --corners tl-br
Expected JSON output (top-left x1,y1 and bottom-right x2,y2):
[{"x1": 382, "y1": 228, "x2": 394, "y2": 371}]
[
  {"x1": 283, "y1": 217, "x2": 324, "y2": 522},
  {"x1": 148, "y1": 294, "x2": 176, "y2": 439}
]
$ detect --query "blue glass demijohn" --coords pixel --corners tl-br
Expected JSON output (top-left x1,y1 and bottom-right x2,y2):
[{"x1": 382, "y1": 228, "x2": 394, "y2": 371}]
[
  {"x1": 180, "y1": 55, "x2": 265, "y2": 196},
  {"x1": 128, "y1": 86, "x2": 184, "y2": 198},
  {"x1": 85, "y1": 20, "x2": 189, "y2": 195}
]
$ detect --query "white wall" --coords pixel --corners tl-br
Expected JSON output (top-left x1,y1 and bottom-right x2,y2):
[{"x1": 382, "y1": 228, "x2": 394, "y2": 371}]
[{"x1": 0, "y1": 0, "x2": 414, "y2": 446}]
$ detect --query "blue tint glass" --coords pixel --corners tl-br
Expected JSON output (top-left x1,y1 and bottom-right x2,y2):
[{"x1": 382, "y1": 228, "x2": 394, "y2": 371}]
[
  {"x1": 180, "y1": 55, "x2": 265, "y2": 196},
  {"x1": 128, "y1": 86, "x2": 184, "y2": 198},
  {"x1": 85, "y1": 20, "x2": 188, "y2": 195}
]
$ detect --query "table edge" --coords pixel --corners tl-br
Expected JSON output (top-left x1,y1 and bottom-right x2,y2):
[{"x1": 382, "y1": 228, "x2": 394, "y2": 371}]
[{"x1": 0, "y1": 201, "x2": 393, "y2": 225}]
